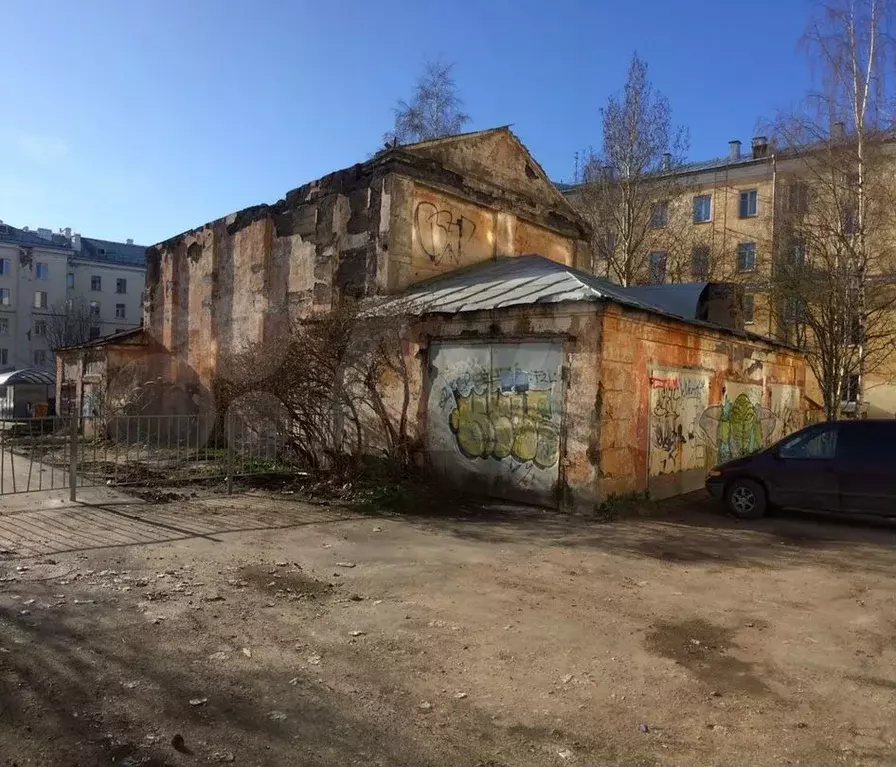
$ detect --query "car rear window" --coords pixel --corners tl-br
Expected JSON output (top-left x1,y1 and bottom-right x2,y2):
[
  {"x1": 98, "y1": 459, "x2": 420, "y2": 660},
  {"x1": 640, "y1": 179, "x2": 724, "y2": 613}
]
[{"x1": 837, "y1": 423, "x2": 896, "y2": 462}]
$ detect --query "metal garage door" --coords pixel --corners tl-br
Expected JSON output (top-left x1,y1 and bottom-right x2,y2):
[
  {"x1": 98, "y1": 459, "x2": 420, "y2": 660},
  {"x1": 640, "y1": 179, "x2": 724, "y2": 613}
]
[{"x1": 426, "y1": 341, "x2": 564, "y2": 506}]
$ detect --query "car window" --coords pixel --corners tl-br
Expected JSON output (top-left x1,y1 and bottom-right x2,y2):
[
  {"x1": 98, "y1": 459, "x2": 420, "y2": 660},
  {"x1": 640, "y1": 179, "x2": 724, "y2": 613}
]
[
  {"x1": 779, "y1": 426, "x2": 838, "y2": 460},
  {"x1": 838, "y1": 423, "x2": 896, "y2": 462}
]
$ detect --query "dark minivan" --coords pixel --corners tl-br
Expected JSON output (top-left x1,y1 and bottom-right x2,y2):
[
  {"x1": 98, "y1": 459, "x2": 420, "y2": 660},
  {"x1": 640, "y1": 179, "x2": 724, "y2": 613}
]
[{"x1": 706, "y1": 419, "x2": 896, "y2": 518}]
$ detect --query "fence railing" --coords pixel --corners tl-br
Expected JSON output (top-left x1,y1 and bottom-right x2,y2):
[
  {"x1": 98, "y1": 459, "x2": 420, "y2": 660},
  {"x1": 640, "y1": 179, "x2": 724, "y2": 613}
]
[{"x1": 0, "y1": 413, "x2": 294, "y2": 498}]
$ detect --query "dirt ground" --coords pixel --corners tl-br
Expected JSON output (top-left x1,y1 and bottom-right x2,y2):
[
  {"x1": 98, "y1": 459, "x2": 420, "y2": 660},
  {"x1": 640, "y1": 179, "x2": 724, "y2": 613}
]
[{"x1": 0, "y1": 488, "x2": 895, "y2": 766}]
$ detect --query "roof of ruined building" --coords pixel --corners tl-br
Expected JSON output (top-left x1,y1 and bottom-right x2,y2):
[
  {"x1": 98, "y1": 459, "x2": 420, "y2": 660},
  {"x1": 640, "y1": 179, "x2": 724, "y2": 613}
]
[
  {"x1": 57, "y1": 326, "x2": 147, "y2": 352},
  {"x1": 0, "y1": 368, "x2": 56, "y2": 386},
  {"x1": 396, "y1": 126, "x2": 514, "y2": 152},
  {"x1": 378, "y1": 255, "x2": 791, "y2": 348}
]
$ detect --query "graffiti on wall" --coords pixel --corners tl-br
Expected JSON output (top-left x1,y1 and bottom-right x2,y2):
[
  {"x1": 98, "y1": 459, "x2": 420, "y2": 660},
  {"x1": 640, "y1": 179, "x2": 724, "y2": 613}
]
[
  {"x1": 648, "y1": 370, "x2": 711, "y2": 476},
  {"x1": 415, "y1": 201, "x2": 477, "y2": 266},
  {"x1": 769, "y1": 383, "x2": 803, "y2": 443},
  {"x1": 427, "y1": 343, "x2": 563, "y2": 501},
  {"x1": 698, "y1": 383, "x2": 777, "y2": 464}
]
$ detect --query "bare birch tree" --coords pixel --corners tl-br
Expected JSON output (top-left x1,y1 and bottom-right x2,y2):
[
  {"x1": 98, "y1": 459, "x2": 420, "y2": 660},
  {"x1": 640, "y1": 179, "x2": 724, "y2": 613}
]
[
  {"x1": 44, "y1": 297, "x2": 94, "y2": 351},
  {"x1": 576, "y1": 53, "x2": 689, "y2": 286},
  {"x1": 384, "y1": 61, "x2": 471, "y2": 147},
  {"x1": 769, "y1": 0, "x2": 896, "y2": 418}
]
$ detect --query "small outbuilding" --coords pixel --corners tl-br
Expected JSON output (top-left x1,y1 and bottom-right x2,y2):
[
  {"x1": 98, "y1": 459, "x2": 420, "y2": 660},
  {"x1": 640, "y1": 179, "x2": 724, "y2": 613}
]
[{"x1": 376, "y1": 256, "x2": 808, "y2": 509}]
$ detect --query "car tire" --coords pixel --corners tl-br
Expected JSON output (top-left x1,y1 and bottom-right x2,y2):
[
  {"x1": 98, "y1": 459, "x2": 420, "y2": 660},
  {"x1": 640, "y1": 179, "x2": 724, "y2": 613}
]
[{"x1": 725, "y1": 478, "x2": 767, "y2": 519}]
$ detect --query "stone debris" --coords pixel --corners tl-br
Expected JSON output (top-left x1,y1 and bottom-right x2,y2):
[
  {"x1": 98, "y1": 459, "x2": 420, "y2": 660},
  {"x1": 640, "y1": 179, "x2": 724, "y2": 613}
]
[
  {"x1": 242, "y1": 647, "x2": 252, "y2": 658},
  {"x1": 189, "y1": 697, "x2": 208, "y2": 706}
]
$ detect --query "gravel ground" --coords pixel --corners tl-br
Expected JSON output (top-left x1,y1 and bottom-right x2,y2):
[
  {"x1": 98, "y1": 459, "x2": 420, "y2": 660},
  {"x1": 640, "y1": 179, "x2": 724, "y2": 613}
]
[{"x1": 0, "y1": 490, "x2": 895, "y2": 766}]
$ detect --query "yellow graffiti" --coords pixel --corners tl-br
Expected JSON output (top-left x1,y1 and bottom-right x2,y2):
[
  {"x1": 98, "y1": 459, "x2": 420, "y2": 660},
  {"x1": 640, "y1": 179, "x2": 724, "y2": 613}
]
[{"x1": 448, "y1": 389, "x2": 560, "y2": 468}]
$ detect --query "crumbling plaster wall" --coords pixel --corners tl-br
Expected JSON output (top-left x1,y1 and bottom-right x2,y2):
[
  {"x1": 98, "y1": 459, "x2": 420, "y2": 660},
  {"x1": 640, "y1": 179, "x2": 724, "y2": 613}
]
[{"x1": 597, "y1": 303, "x2": 807, "y2": 501}]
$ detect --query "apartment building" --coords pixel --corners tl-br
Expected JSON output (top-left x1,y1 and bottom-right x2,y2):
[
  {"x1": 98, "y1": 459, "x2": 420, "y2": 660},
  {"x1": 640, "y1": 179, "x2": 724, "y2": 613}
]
[
  {"x1": 562, "y1": 135, "x2": 896, "y2": 416},
  {"x1": 0, "y1": 222, "x2": 146, "y2": 374}
]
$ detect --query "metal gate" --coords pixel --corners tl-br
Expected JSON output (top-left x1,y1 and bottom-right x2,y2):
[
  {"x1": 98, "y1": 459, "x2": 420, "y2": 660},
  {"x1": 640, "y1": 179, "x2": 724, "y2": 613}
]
[
  {"x1": 426, "y1": 341, "x2": 565, "y2": 506},
  {"x1": 0, "y1": 412, "x2": 292, "y2": 499}
]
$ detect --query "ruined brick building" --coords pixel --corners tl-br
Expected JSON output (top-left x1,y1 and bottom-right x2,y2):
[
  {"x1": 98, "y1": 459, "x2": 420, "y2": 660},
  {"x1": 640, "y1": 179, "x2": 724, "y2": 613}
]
[
  {"x1": 58, "y1": 128, "x2": 808, "y2": 509},
  {"x1": 144, "y1": 128, "x2": 591, "y2": 383}
]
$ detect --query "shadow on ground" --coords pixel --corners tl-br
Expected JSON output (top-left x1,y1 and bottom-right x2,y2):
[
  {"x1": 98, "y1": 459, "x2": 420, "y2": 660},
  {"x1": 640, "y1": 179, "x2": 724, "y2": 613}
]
[
  {"x1": 0, "y1": 604, "x2": 432, "y2": 766},
  {"x1": 369, "y1": 489, "x2": 896, "y2": 574}
]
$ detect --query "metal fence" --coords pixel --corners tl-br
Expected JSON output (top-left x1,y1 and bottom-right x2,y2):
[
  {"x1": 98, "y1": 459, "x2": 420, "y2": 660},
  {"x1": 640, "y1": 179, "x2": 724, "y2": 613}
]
[{"x1": 0, "y1": 413, "x2": 293, "y2": 498}]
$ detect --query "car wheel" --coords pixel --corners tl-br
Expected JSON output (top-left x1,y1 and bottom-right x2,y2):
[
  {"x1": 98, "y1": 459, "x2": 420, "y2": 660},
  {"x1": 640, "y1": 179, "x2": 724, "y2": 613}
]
[{"x1": 725, "y1": 478, "x2": 767, "y2": 519}]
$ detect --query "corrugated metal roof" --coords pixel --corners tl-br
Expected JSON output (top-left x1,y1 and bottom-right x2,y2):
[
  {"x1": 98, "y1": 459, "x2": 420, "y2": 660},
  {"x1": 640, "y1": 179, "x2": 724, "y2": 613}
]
[
  {"x1": 381, "y1": 256, "x2": 670, "y2": 316},
  {"x1": 0, "y1": 368, "x2": 56, "y2": 386},
  {"x1": 622, "y1": 283, "x2": 710, "y2": 320},
  {"x1": 374, "y1": 255, "x2": 793, "y2": 349}
]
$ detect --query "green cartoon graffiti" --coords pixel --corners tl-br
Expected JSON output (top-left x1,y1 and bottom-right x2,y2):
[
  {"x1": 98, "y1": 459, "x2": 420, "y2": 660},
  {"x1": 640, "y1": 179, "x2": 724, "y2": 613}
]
[{"x1": 699, "y1": 392, "x2": 777, "y2": 463}]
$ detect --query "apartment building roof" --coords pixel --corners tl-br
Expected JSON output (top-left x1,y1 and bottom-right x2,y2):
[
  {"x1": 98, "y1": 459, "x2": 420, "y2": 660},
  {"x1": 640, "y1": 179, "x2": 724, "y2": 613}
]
[
  {"x1": 76, "y1": 237, "x2": 147, "y2": 268},
  {"x1": 0, "y1": 223, "x2": 71, "y2": 251},
  {"x1": 557, "y1": 145, "x2": 773, "y2": 193},
  {"x1": 0, "y1": 223, "x2": 147, "y2": 267}
]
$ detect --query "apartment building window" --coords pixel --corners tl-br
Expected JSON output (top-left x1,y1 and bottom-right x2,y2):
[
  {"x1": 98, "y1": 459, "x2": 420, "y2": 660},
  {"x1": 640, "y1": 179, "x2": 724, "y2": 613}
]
[
  {"x1": 790, "y1": 240, "x2": 807, "y2": 266},
  {"x1": 33, "y1": 350, "x2": 46, "y2": 366},
  {"x1": 34, "y1": 291, "x2": 48, "y2": 309},
  {"x1": 849, "y1": 314, "x2": 864, "y2": 346},
  {"x1": 67, "y1": 272, "x2": 75, "y2": 290},
  {"x1": 784, "y1": 297, "x2": 804, "y2": 323},
  {"x1": 650, "y1": 203, "x2": 669, "y2": 229},
  {"x1": 34, "y1": 320, "x2": 47, "y2": 337},
  {"x1": 0, "y1": 349, "x2": 7, "y2": 366},
  {"x1": 115, "y1": 303, "x2": 126, "y2": 319},
  {"x1": 0, "y1": 258, "x2": 10, "y2": 276},
  {"x1": 91, "y1": 275, "x2": 102, "y2": 291},
  {"x1": 788, "y1": 182, "x2": 810, "y2": 214},
  {"x1": 737, "y1": 242, "x2": 757, "y2": 272},
  {"x1": 739, "y1": 190, "x2": 759, "y2": 218},
  {"x1": 844, "y1": 374, "x2": 860, "y2": 403},
  {"x1": 691, "y1": 246, "x2": 710, "y2": 280},
  {"x1": 89, "y1": 326, "x2": 101, "y2": 340},
  {"x1": 743, "y1": 294, "x2": 755, "y2": 325},
  {"x1": 843, "y1": 206, "x2": 857, "y2": 235},
  {"x1": 693, "y1": 194, "x2": 712, "y2": 223},
  {"x1": 116, "y1": 278, "x2": 127, "y2": 294},
  {"x1": 649, "y1": 252, "x2": 668, "y2": 283},
  {"x1": 0, "y1": 318, "x2": 7, "y2": 335},
  {"x1": 35, "y1": 262, "x2": 49, "y2": 280},
  {"x1": 0, "y1": 288, "x2": 9, "y2": 306},
  {"x1": 89, "y1": 301, "x2": 101, "y2": 317}
]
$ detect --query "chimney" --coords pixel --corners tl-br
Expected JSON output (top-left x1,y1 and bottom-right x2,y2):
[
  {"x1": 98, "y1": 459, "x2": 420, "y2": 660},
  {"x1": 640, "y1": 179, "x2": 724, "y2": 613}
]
[
  {"x1": 833, "y1": 121, "x2": 847, "y2": 140},
  {"x1": 36, "y1": 227, "x2": 52, "y2": 240},
  {"x1": 72, "y1": 233, "x2": 81, "y2": 251},
  {"x1": 751, "y1": 136, "x2": 769, "y2": 159},
  {"x1": 126, "y1": 238, "x2": 133, "y2": 245},
  {"x1": 22, "y1": 226, "x2": 29, "y2": 232},
  {"x1": 729, "y1": 140, "x2": 741, "y2": 160},
  {"x1": 661, "y1": 152, "x2": 672, "y2": 171},
  {"x1": 64, "y1": 227, "x2": 71, "y2": 238}
]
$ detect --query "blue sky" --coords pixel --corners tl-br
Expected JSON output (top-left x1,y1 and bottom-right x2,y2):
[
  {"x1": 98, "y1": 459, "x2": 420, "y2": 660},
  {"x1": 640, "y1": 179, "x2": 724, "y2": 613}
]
[{"x1": 0, "y1": 0, "x2": 813, "y2": 246}]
